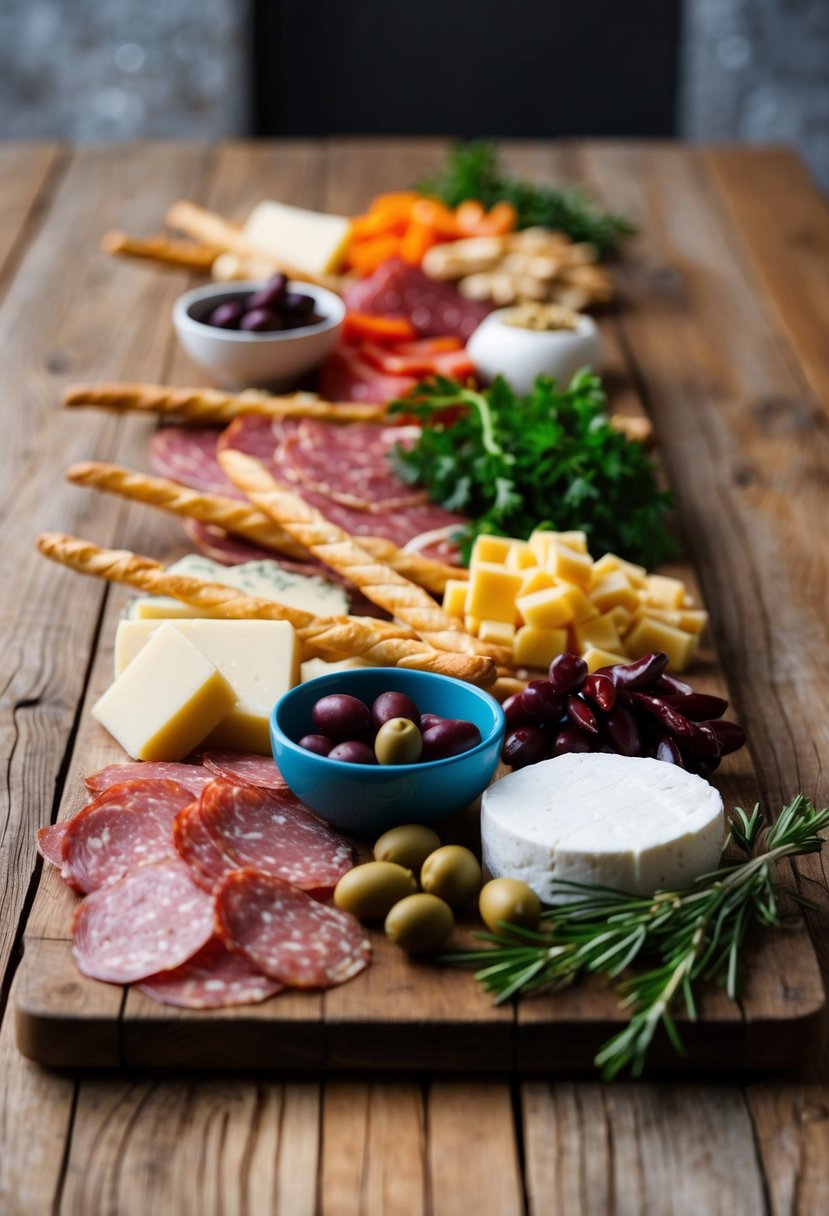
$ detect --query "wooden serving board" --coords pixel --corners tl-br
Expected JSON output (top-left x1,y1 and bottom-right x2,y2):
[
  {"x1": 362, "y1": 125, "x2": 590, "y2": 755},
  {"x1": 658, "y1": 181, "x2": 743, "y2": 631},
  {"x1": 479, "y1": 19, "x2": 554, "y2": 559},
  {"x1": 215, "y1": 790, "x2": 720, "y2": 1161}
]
[{"x1": 14, "y1": 568, "x2": 825, "y2": 1075}]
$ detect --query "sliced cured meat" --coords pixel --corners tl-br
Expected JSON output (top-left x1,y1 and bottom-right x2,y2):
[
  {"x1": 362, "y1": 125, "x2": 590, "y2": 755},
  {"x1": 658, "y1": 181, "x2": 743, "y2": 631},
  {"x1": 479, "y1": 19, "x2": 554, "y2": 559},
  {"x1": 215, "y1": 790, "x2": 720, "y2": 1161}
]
[
  {"x1": 197, "y1": 780, "x2": 354, "y2": 897},
  {"x1": 149, "y1": 425, "x2": 241, "y2": 497},
  {"x1": 37, "y1": 822, "x2": 67, "y2": 867},
  {"x1": 343, "y1": 258, "x2": 491, "y2": 339},
  {"x1": 172, "y1": 800, "x2": 235, "y2": 892},
  {"x1": 318, "y1": 344, "x2": 417, "y2": 405},
  {"x1": 138, "y1": 936, "x2": 282, "y2": 1009},
  {"x1": 62, "y1": 779, "x2": 195, "y2": 894},
  {"x1": 72, "y1": 858, "x2": 214, "y2": 984},
  {"x1": 182, "y1": 519, "x2": 279, "y2": 566},
  {"x1": 216, "y1": 869, "x2": 371, "y2": 988},
  {"x1": 85, "y1": 761, "x2": 213, "y2": 797},
  {"x1": 201, "y1": 751, "x2": 288, "y2": 791}
]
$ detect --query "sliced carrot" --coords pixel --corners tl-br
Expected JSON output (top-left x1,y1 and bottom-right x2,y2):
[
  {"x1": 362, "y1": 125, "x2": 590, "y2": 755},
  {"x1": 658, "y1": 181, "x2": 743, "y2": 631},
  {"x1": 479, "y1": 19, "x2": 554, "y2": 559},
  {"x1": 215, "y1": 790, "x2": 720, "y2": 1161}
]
[
  {"x1": 456, "y1": 200, "x2": 517, "y2": 237},
  {"x1": 455, "y1": 200, "x2": 487, "y2": 236},
  {"x1": 347, "y1": 233, "x2": 402, "y2": 275},
  {"x1": 400, "y1": 220, "x2": 438, "y2": 266},
  {"x1": 360, "y1": 341, "x2": 476, "y2": 379},
  {"x1": 367, "y1": 192, "x2": 420, "y2": 215},
  {"x1": 411, "y1": 198, "x2": 460, "y2": 238},
  {"x1": 342, "y1": 313, "x2": 418, "y2": 345},
  {"x1": 393, "y1": 336, "x2": 464, "y2": 355},
  {"x1": 349, "y1": 194, "x2": 418, "y2": 242}
]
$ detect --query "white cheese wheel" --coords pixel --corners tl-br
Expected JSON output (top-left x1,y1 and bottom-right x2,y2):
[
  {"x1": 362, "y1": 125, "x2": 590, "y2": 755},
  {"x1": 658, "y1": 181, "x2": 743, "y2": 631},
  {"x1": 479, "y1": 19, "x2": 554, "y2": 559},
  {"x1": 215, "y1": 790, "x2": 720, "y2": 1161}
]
[{"x1": 481, "y1": 753, "x2": 724, "y2": 902}]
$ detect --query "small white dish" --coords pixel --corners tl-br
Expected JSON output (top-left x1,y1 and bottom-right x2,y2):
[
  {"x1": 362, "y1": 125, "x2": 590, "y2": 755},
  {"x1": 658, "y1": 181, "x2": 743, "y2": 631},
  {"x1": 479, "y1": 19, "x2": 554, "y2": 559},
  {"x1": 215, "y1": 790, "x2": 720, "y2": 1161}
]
[
  {"x1": 467, "y1": 309, "x2": 603, "y2": 394},
  {"x1": 172, "y1": 280, "x2": 345, "y2": 390}
]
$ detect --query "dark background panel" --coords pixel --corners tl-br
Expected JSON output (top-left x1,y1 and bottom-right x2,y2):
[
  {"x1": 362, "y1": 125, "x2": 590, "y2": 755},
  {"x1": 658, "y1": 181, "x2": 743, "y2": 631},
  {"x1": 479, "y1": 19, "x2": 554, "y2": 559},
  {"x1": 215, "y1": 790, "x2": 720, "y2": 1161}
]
[{"x1": 253, "y1": 0, "x2": 681, "y2": 137}]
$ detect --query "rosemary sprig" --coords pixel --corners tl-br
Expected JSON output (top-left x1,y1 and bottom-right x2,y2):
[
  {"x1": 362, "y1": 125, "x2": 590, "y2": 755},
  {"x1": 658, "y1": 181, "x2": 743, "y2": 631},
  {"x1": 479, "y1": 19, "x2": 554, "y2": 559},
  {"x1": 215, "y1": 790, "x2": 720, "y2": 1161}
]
[{"x1": 444, "y1": 795, "x2": 828, "y2": 1078}]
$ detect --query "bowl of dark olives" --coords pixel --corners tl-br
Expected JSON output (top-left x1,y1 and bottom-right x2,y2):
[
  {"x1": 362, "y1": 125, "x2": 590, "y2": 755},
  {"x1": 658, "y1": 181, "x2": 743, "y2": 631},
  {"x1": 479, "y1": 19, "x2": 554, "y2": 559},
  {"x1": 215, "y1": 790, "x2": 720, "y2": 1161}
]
[
  {"x1": 270, "y1": 668, "x2": 506, "y2": 835},
  {"x1": 172, "y1": 276, "x2": 345, "y2": 389}
]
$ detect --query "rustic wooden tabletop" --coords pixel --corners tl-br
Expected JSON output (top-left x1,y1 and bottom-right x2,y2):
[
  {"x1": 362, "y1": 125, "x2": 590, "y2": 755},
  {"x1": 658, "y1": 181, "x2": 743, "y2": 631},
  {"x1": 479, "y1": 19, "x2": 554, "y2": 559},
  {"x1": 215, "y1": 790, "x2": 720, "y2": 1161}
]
[{"x1": 1, "y1": 139, "x2": 828, "y2": 1215}]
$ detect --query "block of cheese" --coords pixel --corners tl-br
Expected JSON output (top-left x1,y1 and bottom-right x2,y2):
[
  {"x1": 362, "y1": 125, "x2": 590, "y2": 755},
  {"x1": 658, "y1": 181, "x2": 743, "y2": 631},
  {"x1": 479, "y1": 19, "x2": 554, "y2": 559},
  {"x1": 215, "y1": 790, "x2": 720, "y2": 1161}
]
[
  {"x1": 244, "y1": 200, "x2": 352, "y2": 275},
  {"x1": 466, "y1": 562, "x2": 524, "y2": 623},
  {"x1": 131, "y1": 556, "x2": 349, "y2": 621},
  {"x1": 93, "y1": 623, "x2": 237, "y2": 761},
  {"x1": 300, "y1": 656, "x2": 373, "y2": 682},
  {"x1": 481, "y1": 752, "x2": 724, "y2": 902},
  {"x1": 114, "y1": 618, "x2": 300, "y2": 754}
]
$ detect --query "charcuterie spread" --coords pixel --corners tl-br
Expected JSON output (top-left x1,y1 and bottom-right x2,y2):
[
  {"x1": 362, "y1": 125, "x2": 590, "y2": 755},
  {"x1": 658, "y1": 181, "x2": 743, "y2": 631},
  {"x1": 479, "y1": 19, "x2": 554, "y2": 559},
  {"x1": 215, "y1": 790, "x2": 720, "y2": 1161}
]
[{"x1": 28, "y1": 141, "x2": 828, "y2": 1078}]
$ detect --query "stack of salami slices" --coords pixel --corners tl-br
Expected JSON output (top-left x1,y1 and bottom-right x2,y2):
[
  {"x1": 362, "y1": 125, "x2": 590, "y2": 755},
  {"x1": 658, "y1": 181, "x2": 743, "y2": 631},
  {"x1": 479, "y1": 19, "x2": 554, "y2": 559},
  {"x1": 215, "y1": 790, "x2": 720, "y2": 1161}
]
[{"x1": 37, "y1": 754, "x2": 370, "y2": 1008}]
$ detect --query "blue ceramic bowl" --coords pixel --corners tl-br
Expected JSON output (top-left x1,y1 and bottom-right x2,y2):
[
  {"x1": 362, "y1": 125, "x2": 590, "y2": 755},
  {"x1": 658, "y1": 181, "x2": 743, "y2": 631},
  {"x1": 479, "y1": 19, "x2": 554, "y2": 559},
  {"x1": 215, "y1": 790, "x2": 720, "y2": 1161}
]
[{"x1": 271, "y1": 668, "x2": 506, "y2": 837}]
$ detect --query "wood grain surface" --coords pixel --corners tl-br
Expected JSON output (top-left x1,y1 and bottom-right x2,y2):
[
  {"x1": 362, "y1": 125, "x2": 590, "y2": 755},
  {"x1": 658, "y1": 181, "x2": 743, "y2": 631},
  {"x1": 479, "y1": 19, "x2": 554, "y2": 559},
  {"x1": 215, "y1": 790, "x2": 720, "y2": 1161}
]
[{"x1": 1, "y1": 139, "x2": 828, "y2": 1215}]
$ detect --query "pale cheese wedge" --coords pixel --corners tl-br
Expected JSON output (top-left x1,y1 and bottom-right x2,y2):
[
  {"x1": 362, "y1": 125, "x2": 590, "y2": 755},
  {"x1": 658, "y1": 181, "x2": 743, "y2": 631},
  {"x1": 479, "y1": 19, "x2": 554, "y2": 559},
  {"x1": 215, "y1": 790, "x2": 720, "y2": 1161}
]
[{"x1": 244, "y1": 200, "x2": 352, "y2": 275}]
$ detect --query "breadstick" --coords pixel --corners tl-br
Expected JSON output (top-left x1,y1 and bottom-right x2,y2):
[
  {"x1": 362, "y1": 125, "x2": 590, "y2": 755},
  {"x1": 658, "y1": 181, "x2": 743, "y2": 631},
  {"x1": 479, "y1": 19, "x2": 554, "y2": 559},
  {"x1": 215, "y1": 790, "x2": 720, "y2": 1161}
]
[
  {"x1": 62, "y1": 382, "x2": 387, "y2": 426},
  {"x1": 100, "y1": 230, "x2": 219, "y2": 272},
  {"x1": 36, "y1": 533, "x2": 495, "y2": 687},
  {"x1": 165, "y1": 201, "x2": 342, "y2": 293},
  {"x1": 219, "y1": 449, "x2": 510, "y2": 665},
  {"x1": 65, "y1": 460, "x2": 464, "y2": 594}
]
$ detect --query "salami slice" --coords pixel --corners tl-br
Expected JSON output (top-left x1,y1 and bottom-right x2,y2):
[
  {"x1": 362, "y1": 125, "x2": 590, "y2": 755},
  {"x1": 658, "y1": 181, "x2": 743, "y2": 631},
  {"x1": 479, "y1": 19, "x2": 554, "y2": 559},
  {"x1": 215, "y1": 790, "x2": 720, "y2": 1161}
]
[
  {"x1": 197, "y1": 780, "x2": 354, "y2": 897},
  {"x1": 85, "y1": 761, "x2": 213, "y2": 797},
  {"x1": 172, "y1": 800, "x2": 235, "y2": 892},
  {"x1": 201, "y1": 751, "x2": 288, "y2": 791},
  {"x1": 216, "y1": 869, "x2": 371, "y2": 988},
  {"x1": 37, "y1": 822, "x2": 67, "y2": 867},
  {"x1": 72, "y1": 858, "x2": 214, "y2": 984},
  {"x1": 318, "y1": 344, "x2": 417, "y2": 405},
  {"x1": 343, "y1": 258, "x2": 491, "y2": 339},
  {"x1": 138, "y1": 936, "x2": 282, "y2": 1008},
  {"x1": 62, "y1": 780, "x2": 195, "y2": 894},
  {"x1": 149, "y1": 425, "x2": 241, "y2": 496}
]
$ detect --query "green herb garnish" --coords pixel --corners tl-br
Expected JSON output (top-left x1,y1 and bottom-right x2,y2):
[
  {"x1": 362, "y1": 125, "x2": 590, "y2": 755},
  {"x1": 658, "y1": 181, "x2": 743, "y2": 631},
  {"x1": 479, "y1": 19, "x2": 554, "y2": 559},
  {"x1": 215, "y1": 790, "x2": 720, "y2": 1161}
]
[
  {"x1": 389, "y1": 370, "x2": 675, "y2": 568},
  {"x1": 444, "y1": 795, "x2": 828, "y2": 1079},
  {"x1": 417, "y1": 142, "x2": 636, "y2": 257}
]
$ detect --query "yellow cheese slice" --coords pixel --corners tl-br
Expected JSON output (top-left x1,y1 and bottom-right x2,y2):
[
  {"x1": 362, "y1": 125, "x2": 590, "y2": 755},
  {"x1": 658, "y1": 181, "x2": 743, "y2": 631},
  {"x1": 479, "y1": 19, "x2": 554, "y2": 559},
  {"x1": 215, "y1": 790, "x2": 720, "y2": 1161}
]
[{"x1": 244, "y1": 200, "x2": 352, "y2": 275}]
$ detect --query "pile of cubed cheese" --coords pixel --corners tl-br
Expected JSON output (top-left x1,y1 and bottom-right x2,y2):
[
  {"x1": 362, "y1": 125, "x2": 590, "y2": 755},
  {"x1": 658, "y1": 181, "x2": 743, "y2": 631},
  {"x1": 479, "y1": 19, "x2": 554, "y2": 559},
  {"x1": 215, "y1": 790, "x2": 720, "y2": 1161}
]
[{"x1": 443, "y1": 530, "x2": 707, "y2": 673}]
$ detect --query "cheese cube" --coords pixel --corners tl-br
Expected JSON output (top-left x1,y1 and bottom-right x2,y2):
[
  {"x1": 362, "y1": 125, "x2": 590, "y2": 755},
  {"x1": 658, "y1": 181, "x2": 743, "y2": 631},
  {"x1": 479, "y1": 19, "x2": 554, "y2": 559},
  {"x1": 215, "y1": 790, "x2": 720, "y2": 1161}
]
[
  {"x1": 678, "y1": 609, "x2": 708, "y2": 635},
  {"x1": 559, "y1": 584, "x2": 600, "y2": 624},
  {"x1": 546, "y1": 543, "x2": 593, "y2": 589},
  {"x1": 505, "y1": 542, "x2": 537, "y2": 572},
  {"x1": 555, "y1": 531, "x2": 589, "y2": 554},
  {"x1": 470, "y1": 535, "x2": 522, "y2": 567},
  {"x1": 590, "y1": 571, "x2": 641, "y2": 614},
  {"x1": 645, "y1": 574, "x2": 687, "y2": 610},
  {"x1": 589, "y1": 553, "x2": 621, "y2": 585},
  {"x1": 466, "y1": 563, "x2": 523, "y2": 623},
  {"x1": 528, "y1": 529, "x2": 558, "y2": 566},
  {"x1": 93, "y1": 623, "x2": 237, "y2": 761},
  {"x1": 574, "y1": 612, "x2": 623, "y2": 654},
  {"x1": 607, "y1": 605, "x2": 634, "y2": 636},
  {"x1": 114, "y1": 619, "x2": 300, "y2": 754},
  {"x1": 513, "y1": 626, "x2": 567, "y2": 669},
  {"x1": 479, "y1": 619, "x2": 516, "y2": 646},
  {"x1": 244, "y1": 200, "x2": 352, "y2": 275},
  {"x1": 615, "y1": 556, "x2": 648, "y2": 589},
  {"x1": 582, "y1": 645, "x2": 630, "y2": 674},
  {"x1": 519, "y1": 567, "x2": 556, "y2": 597},
  {"x1": 442, "y1": 578, "x2": 469, "y2": 619},
  {"x1": 516, "y1": 585, "x2": 575, "y2": 629},
  {"x1": 465, "y1": 615, "x2": 481, "y2": 636},
  {"x1": 624, "y1": 618, "x2": 697, "y2": 672}
]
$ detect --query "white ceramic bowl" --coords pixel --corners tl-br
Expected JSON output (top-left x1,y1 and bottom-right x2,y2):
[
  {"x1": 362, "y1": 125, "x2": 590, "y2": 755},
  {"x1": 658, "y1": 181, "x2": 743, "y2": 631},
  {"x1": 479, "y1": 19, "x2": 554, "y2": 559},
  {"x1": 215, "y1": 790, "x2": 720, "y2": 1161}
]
[
  {"x1": 467, "y1": 309, "x2": 603, "y2": 394},
  {"x1": 172, "y1": 280, "x2": 345, "y2": 390}
]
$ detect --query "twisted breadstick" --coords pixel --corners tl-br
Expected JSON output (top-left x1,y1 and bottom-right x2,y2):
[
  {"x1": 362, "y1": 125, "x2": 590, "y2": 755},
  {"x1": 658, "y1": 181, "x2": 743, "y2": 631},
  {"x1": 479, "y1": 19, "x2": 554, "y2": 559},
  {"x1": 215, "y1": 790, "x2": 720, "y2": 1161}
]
[
  {"x1": 62, "y1": 382, "x2": 386, "y2": 426},
  {"x1": 36, "y1": 533, "x2": 495, "y2": 686},
  {"x1": 218, "y1": 449, "x2": 509, "y2": 665},
  {"x1": 100, "y1": 230, "x2": 220, "y2": 272}
]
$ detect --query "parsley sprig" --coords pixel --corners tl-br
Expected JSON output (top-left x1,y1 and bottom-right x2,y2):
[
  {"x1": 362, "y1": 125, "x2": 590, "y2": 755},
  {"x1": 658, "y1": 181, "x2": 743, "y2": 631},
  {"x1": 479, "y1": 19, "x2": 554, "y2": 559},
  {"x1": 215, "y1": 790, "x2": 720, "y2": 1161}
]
[
  {"x1": 444, "y1": 795, "x2": 828, "y2": 1078},
  {"x1": 389, "y1": 371, "x2": 675, "y2": 567},
  {"x1": 417, "y1": 142, "x2": 636, "y2": 257}
]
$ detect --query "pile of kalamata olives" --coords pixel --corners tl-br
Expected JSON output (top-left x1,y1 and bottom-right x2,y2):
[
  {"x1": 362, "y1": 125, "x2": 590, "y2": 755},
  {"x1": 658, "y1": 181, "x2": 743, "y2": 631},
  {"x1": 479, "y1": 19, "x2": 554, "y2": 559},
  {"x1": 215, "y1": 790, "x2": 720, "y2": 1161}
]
[
  {"x1": 205, "y1": 273, "x2": 323, "y2": 333},
  {"x1": 502, "y1": 651, "x2": 746, "y2": 777},
  {"x1": 299, "y1": 690, "x2": 481, "y2": 766}
]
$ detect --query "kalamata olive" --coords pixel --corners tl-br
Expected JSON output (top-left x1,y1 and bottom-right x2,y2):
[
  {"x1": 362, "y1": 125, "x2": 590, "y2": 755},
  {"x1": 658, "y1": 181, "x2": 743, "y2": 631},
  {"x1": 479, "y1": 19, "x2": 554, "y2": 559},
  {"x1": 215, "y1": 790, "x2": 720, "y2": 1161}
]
[
  {"x1": 374, "y1": 717, "x2": 423, "y2": 765},
  {"x1": 581, "y1": 673, "x2": 616, "y2": 713},
  {"x1": 548, "y1": 654, "x2": 588, "y2": 694},
  {"x1": 659, "y1": 693, "x2": 728, "y2": 721},
  {"x1": 298, "y1": 733, "x2": 333, "y2": 756},
  {"x1": 283, "y1": 311, "x2": 323, "y2": 329},
  {"x1": 333, "y1": 861, "x2": 417, "y2": 921},
  {"x1": 566, "y1": 694, "x2": 599, "y2": 735},
  {"x1": 374, "y1": 824, "x2": 441, "y2": 874},
  {"x1": 247, "y1": 272, "x2": 288, "y2": 311},
  {"x1": 609, "y1": 652, "x2": 669, "y2": 691},
  {"x1": 520, "y1": 680, "x2": 565, "y2": 724},
  {"x1": 479, "y1": 878, "x2": 541, "y2": 934},
  {"x1": 420, "y1": 845, "x2": 482, "y2": 908},
  {"x1": 371, "y1": 690, "x2": 421, "y2": 731},
  {"x1": 501, "y1": 726, "x2": 549, "y2": 769},
  {"x1": 284, "y1": 291, "x2": 316, "y2": 318},
  {"x1": 419, "y1": 713, "x2": 445, "y2": 731},
  {"x1": 420, "y1": 718, "x2": 480, "y2": 761},
  {"x1": 502, "y1": 693, "x2": 531, "y2": 730},
  {"x1": 385, "y1": 893, "x2": 454, "y2": 954},
  {"x1": 705, "y1": 718, "x2": 746, "y2": 756},
  {"x1": 239, "y1": 307, "x2": 282, "y2": 332},
  {"x1": 602, "y1": 705, "x2": 642, "y2": 756},
  {"x1": 207, "y1": 299, "x2": 244, "y2": 329},
  {"x1": 311, "y1": 693, "x2": 371, "y2": 741},
  {"x1": 328, "y1": 740, "x2": 377, "y2": 764},
  {"x1": 551, "y1": 727, "x2": 595, "y2": 756}
]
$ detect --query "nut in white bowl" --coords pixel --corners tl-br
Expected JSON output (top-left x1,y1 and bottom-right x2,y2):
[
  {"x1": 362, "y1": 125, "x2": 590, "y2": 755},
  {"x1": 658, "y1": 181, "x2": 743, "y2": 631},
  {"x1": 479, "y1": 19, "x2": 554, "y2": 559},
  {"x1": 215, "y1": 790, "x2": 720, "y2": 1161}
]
[
  {"x1": 172, "y1": 280, "x2": 345, "y2": 390},
  {"x1": 467, "y1": 307, "x2": 603, "y2": 394}
]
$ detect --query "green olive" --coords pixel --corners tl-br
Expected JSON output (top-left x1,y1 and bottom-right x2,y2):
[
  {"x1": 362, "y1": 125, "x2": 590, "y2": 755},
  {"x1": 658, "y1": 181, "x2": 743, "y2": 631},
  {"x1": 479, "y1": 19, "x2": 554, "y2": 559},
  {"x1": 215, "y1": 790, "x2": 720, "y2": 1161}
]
[
  {"x1": 373, "y1": 824, "x2": 441, "y2": 874},
  {"x1": 420, "y1": 845, "x2": 482, "y2": 908},
  {"x1": 385, "y1": 893, "x2": 454, "y2": 954},
  {"x1": 479, "y1": 878, "x2": 541, "y2": 934},
  {"x1": 333, "y1": 861, "x2": 418, "y2": 921},
  {"x1": 374, "y1": 717, "x2": 423, "y2": 765}
]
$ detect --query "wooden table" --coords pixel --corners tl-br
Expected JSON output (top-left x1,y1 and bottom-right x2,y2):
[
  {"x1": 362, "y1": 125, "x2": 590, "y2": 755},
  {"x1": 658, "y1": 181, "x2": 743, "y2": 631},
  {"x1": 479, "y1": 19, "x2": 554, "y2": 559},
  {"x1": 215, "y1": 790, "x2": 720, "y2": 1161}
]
[{"x1": 1, "y1": 139, "x2": 828, "y2": 1214}]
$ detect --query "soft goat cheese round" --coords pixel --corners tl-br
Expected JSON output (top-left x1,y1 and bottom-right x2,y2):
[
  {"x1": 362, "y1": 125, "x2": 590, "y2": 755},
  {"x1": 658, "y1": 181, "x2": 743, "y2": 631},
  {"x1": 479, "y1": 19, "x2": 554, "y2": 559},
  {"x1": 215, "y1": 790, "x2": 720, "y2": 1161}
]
[{"x1": 481, "y1": 753, "x2": 724, "y2": 902}]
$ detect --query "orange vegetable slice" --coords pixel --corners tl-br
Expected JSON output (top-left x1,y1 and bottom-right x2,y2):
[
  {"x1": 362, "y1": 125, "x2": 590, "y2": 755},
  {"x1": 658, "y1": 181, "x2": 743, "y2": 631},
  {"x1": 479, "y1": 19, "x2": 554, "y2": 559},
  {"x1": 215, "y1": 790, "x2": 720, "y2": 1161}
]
[
  {"x1": 347, "y1": 234, "x2": 403, "y2": 275},
  {"x1": 411, "y1": 198, "x2": 460, "y2": 238},
  {"x1": 400, "y1": 220, "x2": 438, "y2": 266},
  {"x1": 342, "y1": 313, "x2": 418, "y2": 345}
]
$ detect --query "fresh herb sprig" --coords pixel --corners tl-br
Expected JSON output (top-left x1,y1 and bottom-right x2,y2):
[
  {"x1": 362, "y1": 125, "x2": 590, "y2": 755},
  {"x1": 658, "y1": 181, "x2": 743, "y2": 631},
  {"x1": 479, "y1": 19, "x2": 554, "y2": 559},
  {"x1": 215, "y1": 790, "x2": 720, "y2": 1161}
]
[
  {"x1": 389, "y1": 371, "x2": 676, "y2": 568},
  {"x1": 417, "y1": 142, "x2": 636, "y2": 257},
  {"x1": 445, "y1": 795, "x2": 828, "y2": 1079}
]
